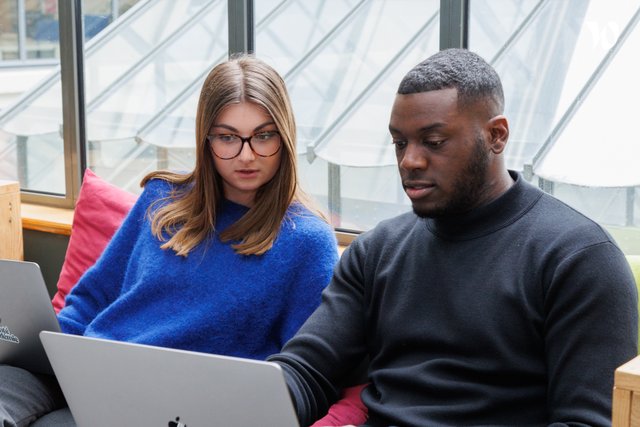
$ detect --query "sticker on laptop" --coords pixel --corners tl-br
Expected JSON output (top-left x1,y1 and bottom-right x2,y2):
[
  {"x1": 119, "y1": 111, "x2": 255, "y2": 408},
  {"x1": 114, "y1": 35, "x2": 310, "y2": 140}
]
[
  {"x1": 168, "y1": 416, "x2": 187, "y2": 427},
  {"x1": 0, "y1": 319, "x2": 19, "y2": 344}
]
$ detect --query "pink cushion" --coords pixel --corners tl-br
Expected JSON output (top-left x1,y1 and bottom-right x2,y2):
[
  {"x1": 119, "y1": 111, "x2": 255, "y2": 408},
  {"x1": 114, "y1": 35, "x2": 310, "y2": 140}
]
[
  {"x1": 52, "y1": 169, "x2": 137, "y2": 313},
  {"x1": 310, "y1": 384, "x2": 369, "y2": 426}
]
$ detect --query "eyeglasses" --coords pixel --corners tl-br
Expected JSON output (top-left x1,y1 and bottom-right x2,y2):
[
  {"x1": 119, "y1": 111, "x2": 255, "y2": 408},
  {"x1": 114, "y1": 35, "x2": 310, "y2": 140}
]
[{"x1": 207, "y1": 131, "x2": 282, "y2": 160}]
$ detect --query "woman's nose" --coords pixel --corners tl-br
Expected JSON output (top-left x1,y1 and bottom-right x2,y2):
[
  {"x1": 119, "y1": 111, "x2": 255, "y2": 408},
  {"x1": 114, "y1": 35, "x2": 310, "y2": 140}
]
[{"x1": 237, "y1": 140, "x2": 256, "y2": 161}]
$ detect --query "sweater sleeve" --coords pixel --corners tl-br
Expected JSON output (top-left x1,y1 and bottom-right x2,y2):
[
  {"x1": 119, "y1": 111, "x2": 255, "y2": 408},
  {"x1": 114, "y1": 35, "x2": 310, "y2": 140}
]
[
  {"x1": 268, "y1": 238, "x2": 369, "y2": 426},
  {"x1": 57, "y1": 183, "x2": 161, "y2": 335},
  {"x1": 544, "y1": 241, "x2": 638, "y2": 426},
  {"x1": 277, "y1": 217, "x2": 339, "y2": 347}
]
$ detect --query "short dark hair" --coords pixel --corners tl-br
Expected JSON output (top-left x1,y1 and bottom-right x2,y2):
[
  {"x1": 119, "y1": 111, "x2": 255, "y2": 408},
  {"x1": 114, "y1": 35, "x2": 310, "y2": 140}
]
[{"x1": 398, "y1": 48, "x2": 504, "y2": 113}]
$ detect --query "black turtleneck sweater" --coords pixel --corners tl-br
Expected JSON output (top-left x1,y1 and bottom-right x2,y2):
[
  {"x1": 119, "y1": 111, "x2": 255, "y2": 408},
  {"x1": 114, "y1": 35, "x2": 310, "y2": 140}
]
[{"x1": 269, "y1": 171, "x2": 638, "y2": 427}]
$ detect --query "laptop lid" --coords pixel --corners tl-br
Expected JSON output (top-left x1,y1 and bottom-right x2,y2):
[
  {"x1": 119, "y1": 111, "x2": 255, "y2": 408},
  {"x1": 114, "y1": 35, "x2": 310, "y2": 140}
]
[
  {"x1": 40, "y1": 331, "x2": 300, "y2": 427},
  {"x1": 0, "y1": 259, "x2": 60, "y2": 375}
]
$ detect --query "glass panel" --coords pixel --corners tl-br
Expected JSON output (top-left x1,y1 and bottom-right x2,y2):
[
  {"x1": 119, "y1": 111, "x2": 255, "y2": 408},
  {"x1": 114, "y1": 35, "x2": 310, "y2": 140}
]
[
  {"x1": 0, "y1": 0, "x2": 19, "y2": 60},
  {"x1": 117, "y1": 0, "x2": 140, "y2": 15},
  {"x1": 25, "y1": 0, "x2": 59, "y2": 59},
  {"x1": 0, "y1": 0, "x2": 216, "y2": 194},
  {"x1": 87, "y1": 0, "x2": 228, "y2": 189},
  {"x1": 82, "y1": 0, "x2": 114, "y2": 40},
  {"x1": 258, "y1": 0, "x2": 440, "y2": 230},
  {"x1": 0, "y1": 0, "x2": 61, "y2": 191},
  {"x1": 469, "y1": 0, "x2": 539, "y2": 60},
  {"x1": 470, "y1": 0, "x2": 640, "y2": 254},
  {"x1": 0, "y1": 0, "x2": 63, "y2": 114},
  {"x1": 0, "y1": 0, "x2": 142, "y2": 116}
]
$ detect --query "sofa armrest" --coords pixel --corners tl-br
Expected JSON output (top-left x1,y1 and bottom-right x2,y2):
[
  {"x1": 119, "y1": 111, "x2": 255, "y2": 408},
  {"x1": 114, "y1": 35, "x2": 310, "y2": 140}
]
[{"x1": 613, "y1": 355, "x2": 640, "y2": 426}]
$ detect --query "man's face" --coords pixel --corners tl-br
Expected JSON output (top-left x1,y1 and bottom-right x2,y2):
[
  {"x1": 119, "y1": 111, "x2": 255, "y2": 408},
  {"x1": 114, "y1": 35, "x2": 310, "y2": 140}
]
[{"x1": 389, "y1": 88, "x2": 493, "y2": 218}]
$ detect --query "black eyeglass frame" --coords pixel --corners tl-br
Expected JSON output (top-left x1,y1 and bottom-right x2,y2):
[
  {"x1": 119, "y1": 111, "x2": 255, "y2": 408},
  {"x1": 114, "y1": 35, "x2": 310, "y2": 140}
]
[{"x1": 206, "y1": 131, "x2": 282, "y2": 160}]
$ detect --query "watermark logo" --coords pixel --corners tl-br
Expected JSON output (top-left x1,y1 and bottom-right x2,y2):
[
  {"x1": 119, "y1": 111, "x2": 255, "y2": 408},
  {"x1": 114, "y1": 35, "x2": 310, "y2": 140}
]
[{"x1": 585, "y1": 21, "x2": 621, "y2": 51}]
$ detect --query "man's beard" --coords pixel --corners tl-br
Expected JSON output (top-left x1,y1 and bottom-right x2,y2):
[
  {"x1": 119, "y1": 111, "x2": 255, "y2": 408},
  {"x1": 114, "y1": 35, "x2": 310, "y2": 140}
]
[{"x1": 413, "y1": 134, "x2": 490, "y2": 219}]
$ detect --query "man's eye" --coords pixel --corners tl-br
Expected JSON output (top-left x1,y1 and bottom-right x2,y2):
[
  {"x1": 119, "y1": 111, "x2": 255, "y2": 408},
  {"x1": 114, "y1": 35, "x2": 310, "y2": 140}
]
[
  {"x1": 423, "y1": 139, "x2": 445, "y2": 148},
  {"x1": 392, "y1": 140, "x2": 408, "y2": 150}
]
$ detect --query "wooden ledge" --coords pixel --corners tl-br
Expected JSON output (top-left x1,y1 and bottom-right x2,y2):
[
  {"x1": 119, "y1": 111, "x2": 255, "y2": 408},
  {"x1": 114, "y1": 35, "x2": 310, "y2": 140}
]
[
  {"x1": 18, "y1": 203, "x2": 354, "y2": 249},
  {"x1": 21, "y1": 203, "x2": 74, "y2": 236},
  {"x1": 615, "y1": 355, "x2": 640, "y2": 393}
]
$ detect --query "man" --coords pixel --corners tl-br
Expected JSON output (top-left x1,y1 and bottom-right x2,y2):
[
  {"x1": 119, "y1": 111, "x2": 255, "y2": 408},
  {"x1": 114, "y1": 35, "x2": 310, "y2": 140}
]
[{"x1": 268, "y1": 49, "x2": 638, "y2": 426}]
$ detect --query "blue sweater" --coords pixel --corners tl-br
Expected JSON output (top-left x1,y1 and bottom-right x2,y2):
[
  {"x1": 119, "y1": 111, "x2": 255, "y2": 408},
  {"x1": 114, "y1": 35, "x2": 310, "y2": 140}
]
[{"x1": 58, "y1": 179, "x2": 339, "y2": 360}]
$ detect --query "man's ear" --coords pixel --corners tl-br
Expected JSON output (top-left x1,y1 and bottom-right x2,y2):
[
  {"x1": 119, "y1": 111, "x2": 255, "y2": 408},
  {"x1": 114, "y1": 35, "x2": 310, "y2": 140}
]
[{"x1": 486, "y1": 115, "x2": 509, "y2": 154}]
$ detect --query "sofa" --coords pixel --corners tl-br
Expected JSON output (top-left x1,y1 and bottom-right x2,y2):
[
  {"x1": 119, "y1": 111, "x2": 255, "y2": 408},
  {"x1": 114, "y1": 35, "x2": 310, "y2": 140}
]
[{"x1": 53, "y1": 170, "x2": 640, "y2": 426}]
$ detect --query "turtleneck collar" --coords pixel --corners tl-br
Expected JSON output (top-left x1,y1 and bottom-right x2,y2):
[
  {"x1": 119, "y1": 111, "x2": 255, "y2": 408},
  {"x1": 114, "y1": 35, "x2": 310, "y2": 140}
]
[{"x1": 424, "y1": 171, "x2": 543, "y2": 241}]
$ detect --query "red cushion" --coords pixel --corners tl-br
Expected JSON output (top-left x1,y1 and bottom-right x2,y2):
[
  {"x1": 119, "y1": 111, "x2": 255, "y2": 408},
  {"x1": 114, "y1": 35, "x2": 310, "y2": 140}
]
[
  {"x1": 51, "y1": 169, "x2": 137, "y2": 313},
  {"x1": 310, "y1": 384, "x2": 368, "y2": 426}
]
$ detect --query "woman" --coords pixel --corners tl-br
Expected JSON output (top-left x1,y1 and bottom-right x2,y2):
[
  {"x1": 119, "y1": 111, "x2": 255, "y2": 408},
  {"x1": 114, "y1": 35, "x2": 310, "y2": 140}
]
[{"x1": 0, "y1": 55, "x2": 338, "y2": 426}]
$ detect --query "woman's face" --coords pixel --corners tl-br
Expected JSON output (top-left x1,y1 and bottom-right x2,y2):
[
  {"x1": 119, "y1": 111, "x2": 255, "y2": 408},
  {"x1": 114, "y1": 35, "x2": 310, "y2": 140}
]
[{"x1": 209, "y1": 101, "x2": 282, "y2": 207}]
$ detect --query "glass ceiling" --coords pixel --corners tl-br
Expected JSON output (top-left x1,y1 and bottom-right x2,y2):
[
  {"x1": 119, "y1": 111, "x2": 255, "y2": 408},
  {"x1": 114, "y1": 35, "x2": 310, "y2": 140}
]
[
  {"x1": 291, "y1": 0, "x2": 441, "y2": 167},
  {"x1": 0, "y1": 0, "x2": 223, "y2": 137},
  {"x1": 139, "y1": 0, "x2": 366, "y2": 150},
  {"x1": 533, "y1": 1, "x2": 640, "y2": 187},
  {"x1": 476, "y1": 0, "x2": 640, "y2": 188},
  {"x1": 1, "y1": 0, "x2": 639, "y2": 191}
]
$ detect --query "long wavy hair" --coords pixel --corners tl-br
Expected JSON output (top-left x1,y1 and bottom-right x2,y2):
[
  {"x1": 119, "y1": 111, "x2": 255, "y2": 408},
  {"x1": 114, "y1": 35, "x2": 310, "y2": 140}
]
[{"x1": 141, "y1": 54, "x2": 319, "y2": 256}]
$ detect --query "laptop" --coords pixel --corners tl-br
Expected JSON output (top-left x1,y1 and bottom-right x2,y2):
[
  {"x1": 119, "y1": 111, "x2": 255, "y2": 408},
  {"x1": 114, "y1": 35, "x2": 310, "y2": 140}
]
[
  {"x1": 0, "y1": 259, "x2": 61, "y2": 375},
  {"x1": 40, "y1": 331, "x2": 300, "y2": 427}
]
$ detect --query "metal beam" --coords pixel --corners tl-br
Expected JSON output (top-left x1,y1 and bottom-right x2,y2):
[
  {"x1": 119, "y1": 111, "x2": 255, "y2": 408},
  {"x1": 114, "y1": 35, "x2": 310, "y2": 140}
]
[
  {"x1": 627, "y1": 187, "x2": 636, "y2": 227},
  {"x1": 17, "y1": 0, "x2": 26, "y2": 60},
  {"x1": 22, "y1": 0, "x2": 86, "y2": 206},
  {"x1": 228, "y1": 0, "x2": 255, "y2": 56},
  {"x1": 58, "y1": 0, "x2": 86, "y2": 203},
  {"x1": 440, "y1": 0, "x2": 469, "y2": 49},
  {"x1": 328, "y1": 163, "x2": 341, "y2": 227}
]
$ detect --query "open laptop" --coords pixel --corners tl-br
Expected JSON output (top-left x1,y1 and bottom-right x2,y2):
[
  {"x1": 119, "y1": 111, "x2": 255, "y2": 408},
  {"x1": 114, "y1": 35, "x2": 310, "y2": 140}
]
[
  {"x1": 40, "y1": 331, "x2": 300, "y2": 427},
  {"x1": 0, "y1": 259, "x2": 60, "y2": 375}
]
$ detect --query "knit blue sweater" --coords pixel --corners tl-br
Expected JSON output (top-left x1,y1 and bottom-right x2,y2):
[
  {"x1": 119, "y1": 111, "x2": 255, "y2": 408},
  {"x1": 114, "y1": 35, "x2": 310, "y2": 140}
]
[{"x1": 57, "y1": 179, "x2": 339, "y2": 360}]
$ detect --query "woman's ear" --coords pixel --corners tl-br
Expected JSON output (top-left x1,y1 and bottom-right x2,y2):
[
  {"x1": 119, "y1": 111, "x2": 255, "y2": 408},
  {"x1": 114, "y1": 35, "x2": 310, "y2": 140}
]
[{"x1": 487, "y1": 115, "x2": 509, "y2": 154}]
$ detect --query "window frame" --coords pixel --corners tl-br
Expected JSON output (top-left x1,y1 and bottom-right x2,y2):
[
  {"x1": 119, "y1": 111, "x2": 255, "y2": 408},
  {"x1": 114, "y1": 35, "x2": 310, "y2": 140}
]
[{"x1": 21, "y1": 0, "x2": 470, "y2": 228}]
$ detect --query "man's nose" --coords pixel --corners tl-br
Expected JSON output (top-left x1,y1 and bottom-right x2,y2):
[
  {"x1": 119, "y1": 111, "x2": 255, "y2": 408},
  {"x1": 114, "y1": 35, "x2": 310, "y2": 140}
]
[{"x1": 399, "y1": 142, "x2": 428, "y2": 170}]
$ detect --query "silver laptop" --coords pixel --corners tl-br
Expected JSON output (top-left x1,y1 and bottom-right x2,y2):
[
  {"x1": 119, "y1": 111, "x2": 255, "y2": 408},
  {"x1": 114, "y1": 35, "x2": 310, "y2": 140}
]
[
  {"x1": 0, "y1": 259, "x2": 61, "y2": 375},
  {"x1": 40, "y1": 331, "x2": 300, "y2": 427}
]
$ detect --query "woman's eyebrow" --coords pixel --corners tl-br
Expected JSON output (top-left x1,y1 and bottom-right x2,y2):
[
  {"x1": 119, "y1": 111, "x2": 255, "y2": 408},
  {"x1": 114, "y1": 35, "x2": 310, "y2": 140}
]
[
  {"x1": 211, "y1": 121, "x2": 276, "y2": 133},
  {"x1": 253, "y1": 121, "x2": 276, "y2": 131},
  {"x1": 210, "y1": 124, "x2": 237, "y2": 132}
]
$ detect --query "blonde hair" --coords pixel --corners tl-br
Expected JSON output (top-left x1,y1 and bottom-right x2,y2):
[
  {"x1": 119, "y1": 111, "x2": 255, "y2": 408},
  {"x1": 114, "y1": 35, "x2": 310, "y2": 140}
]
[{"x1": 141, "y1": 54, "x2": 320, "y2": 256}]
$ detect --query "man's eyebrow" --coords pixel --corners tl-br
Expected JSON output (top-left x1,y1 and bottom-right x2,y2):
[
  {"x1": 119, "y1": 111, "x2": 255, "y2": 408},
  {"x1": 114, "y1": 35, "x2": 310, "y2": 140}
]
[
  {"x1": 388, "y1": 123, "x2": 446, "y2": 134},
  {"x1": 211, "y1": 121, "x2": 276, "y2": 133},
  {"x1": 419, "y1": 123, "x2": 446, "y2": 133}
]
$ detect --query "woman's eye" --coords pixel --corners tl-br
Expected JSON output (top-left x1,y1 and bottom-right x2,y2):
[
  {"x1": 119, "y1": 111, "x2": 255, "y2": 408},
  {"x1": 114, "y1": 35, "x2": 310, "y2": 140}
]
[
  {"x1": 217, "y1": 134, "x2": 236, "y2": 143},
  {"x1": 254, "y1": 131, "x2": 277, "y2": 141}
]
